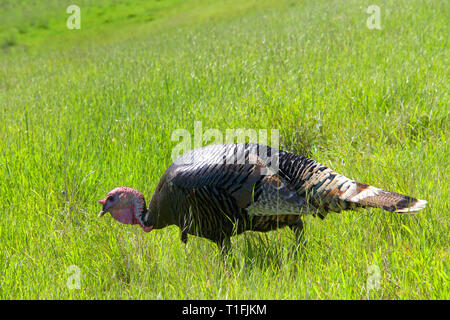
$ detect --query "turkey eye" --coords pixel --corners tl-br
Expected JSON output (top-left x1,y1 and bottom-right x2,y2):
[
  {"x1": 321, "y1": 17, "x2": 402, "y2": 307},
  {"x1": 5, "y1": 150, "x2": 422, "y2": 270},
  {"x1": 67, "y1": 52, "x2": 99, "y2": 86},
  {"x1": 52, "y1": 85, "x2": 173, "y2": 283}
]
[{"x1": 107, "y1": 196, "x2": 114, "y2": 202}]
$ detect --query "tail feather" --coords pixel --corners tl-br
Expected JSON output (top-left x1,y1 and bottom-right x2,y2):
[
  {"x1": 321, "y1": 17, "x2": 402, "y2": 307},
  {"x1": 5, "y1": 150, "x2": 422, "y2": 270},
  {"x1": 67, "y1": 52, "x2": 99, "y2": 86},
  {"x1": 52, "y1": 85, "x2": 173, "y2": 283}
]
[
  {"x1": 337, "y1": 179, "x2": 427, "y2": 213},
  {"x1": 284, "y1": 155, "x2": 427, "y2": 215}
]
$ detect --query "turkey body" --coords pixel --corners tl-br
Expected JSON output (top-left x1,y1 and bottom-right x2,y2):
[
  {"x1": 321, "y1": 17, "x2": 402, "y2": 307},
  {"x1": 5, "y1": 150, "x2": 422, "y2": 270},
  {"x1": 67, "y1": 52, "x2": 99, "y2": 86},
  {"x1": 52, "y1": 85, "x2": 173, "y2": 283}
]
[{"x1": 142, "y1": 143, "x2": 426, "y2": 248}]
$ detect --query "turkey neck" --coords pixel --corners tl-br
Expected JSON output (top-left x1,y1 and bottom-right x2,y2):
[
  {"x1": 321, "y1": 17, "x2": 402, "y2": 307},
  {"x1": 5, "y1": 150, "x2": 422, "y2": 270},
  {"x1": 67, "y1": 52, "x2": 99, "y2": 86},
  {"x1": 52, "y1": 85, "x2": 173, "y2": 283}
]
[{"x1": 144, "y1": 190, "x2": 174, "y2": 229}]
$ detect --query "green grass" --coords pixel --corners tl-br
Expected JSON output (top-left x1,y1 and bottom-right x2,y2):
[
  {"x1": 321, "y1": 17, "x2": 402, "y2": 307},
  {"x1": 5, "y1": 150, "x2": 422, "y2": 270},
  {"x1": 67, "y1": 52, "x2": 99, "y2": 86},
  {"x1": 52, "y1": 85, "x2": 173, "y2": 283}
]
[{"x1": 0, "y1": 0, "x2": 448, "y2": 299}]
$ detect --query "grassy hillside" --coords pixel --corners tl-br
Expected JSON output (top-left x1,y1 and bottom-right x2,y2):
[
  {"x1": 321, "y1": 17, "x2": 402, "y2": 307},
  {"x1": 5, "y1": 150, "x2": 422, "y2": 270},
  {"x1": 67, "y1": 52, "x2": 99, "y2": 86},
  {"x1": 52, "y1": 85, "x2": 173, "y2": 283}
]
[{"x1": 0, "y1": 0, "x2": 448, "y2": 299}]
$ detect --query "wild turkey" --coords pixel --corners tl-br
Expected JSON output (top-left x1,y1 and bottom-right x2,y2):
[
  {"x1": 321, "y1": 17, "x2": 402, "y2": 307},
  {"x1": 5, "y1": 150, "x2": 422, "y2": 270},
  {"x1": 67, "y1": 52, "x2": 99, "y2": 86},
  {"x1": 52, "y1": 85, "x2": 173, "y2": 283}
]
[{"x1": 98, "y1": 143, "x2": 427, "y2": 251}]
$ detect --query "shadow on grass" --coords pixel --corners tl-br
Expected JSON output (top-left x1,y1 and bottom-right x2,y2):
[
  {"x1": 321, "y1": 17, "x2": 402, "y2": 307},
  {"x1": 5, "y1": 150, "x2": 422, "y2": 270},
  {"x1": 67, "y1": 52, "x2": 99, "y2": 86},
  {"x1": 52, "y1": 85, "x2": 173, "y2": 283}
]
[{"x1": 222, "y1": 230, "x2": 310, "y2": 272}]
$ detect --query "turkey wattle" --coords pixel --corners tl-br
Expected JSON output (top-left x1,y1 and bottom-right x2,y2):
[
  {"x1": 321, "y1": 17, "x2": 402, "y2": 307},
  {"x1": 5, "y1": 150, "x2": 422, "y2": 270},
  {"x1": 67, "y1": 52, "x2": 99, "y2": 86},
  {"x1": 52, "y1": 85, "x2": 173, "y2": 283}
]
[{"x1": 97, "y1": 143, "x2": 427, "y2": 250}]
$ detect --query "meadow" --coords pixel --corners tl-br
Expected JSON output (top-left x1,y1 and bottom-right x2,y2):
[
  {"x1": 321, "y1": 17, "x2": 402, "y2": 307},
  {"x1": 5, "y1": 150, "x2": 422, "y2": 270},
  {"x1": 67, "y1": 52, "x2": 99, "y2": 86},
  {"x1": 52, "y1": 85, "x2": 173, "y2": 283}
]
[{"x1": 0, "y1": 0, "x2": 448, "y2": 299}]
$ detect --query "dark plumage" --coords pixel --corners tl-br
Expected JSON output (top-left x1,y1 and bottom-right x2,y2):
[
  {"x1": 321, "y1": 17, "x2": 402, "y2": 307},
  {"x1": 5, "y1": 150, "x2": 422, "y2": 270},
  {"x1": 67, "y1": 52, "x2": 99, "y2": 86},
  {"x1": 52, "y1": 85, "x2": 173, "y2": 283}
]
[{"x1": 98, "y1": 143, "x2": 427, "y2": 251}]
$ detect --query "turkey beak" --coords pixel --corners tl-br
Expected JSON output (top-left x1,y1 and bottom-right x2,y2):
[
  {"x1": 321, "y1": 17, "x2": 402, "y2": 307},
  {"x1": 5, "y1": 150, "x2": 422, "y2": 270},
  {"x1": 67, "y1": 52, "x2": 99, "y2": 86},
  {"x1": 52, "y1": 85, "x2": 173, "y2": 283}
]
[{"x1": 98, "y1": 199, "x2": 107, "y2": 217}]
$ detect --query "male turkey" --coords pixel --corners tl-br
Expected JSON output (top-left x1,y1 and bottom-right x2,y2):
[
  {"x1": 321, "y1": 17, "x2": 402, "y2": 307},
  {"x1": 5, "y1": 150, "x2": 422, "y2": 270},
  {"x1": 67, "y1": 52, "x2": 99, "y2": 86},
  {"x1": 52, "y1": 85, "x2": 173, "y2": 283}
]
[{"x1": 98, "y1": 143, "x2": 427, "y2": 251}]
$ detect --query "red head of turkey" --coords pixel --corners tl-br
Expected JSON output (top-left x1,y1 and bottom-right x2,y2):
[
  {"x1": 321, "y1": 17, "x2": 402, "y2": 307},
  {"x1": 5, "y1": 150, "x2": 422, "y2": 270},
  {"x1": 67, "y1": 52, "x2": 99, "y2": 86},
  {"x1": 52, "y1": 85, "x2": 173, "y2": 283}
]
[{"x1": 98, "y1": 186, "x2": 153, "y2": 233}]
